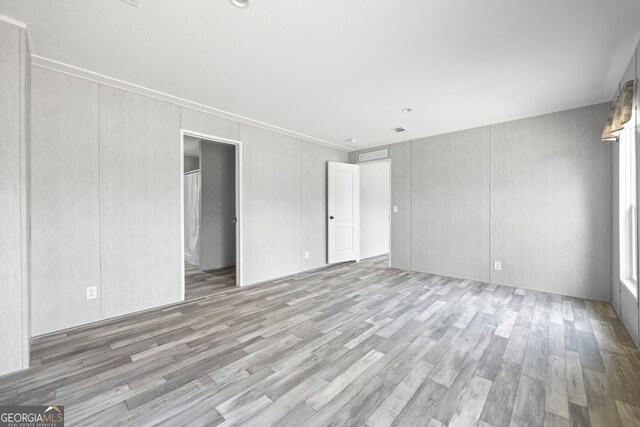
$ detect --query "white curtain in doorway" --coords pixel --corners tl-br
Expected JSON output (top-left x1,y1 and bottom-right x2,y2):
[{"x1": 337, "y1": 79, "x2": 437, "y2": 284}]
[{"x1": 184, "y1": 171, "x2": 200, "y2": 265}]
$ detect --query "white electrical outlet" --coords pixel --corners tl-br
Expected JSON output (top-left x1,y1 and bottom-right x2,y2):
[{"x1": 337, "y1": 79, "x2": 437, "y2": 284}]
[
  {"x1": 304, "y1": 251, "x2": 309, "y2": 259},
  {"x1": 86, "y1": 286, "x2": 97, "y2": 300},
  {"x1": 393, "y1": 206, "x2": 398, "y2": 213},
  {"x1": 494, "y1": 261, "x2": 502, "y2": 271}
]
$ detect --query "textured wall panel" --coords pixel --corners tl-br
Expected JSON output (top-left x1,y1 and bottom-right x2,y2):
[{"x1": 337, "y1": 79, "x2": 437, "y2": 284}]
[
  {"x1": 491, "y1": 104, "x2": 611, "y2": 300},
  {"x1": 412, "y1": 127, "x2": 491, "y2": 281},
  {"x1": 31, "y1": 68, "x2": 101, "y2": 335},
  {"x1": 181, "y1": 107, "x2": 239, "y2": 141},
  {"x1": 19, "y1": 27, "x2": 31, "y2": 368},
  {"x1": 0, "y1": 21, "x2": 25, "y2": 375},
  {"x1": 389, "y1": 142, "x2": 412, "y2": 270},
  {"x1": 199, "y1": 141, "x2": 236, "y2": 271},
  {"x1": 240, "y1": 125, "x2": 301, "y2": 284},
  {"x1": 100, "y1": 87, "x2": 182, "y2": 317}
]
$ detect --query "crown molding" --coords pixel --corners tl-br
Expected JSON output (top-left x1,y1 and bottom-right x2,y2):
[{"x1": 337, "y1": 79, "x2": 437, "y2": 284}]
[
  {"x1": 30, "y1": 54, "x2": 352, "y2": 152},
  {"x1": 0, "y1": 14, "x2": 27, "y2": 29}
]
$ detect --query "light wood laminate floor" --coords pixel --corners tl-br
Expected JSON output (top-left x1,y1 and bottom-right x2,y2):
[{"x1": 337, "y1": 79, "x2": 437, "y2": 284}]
[
  {"x1": 1, "y1": 256, "x2": 639, "y2": 426},
  {"x1": 185, "y1": 262, "x2": 236, "y2": 301}
]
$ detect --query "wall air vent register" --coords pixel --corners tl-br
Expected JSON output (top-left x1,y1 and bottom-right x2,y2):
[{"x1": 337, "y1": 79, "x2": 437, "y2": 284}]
[{"x1": 358, "y1": 149, "x2": 388, "y2": 162}]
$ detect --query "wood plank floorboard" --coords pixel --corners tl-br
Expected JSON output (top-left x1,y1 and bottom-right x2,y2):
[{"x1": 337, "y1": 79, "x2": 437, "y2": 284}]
[
  {"x1": 185, "y1": 262, "x2": 236, "y2": 301},
  {"x1": 0, "y1": 255, "x2": 638, "y2": 426}
]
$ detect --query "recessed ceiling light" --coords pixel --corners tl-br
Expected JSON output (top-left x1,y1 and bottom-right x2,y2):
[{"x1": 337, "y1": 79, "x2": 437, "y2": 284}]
[
  {"x1": 229, "y1": 0, "x2": 250, "y2": 8},
  {"x1": 401, "y1": 108, "x2": 412, "y2": 113},
  {"x1": 347, "y1": 138, "x2": 357, "y2": 143}
]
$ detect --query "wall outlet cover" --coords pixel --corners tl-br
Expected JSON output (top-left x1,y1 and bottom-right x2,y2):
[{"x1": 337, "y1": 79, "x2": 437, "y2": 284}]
[
  {"x1": 86, "y1": 286, "x2": 98, "y2": 300},
  {"x1": 494, "y1": 261, "x2": 502, "y2": 271},
  {"x1": 393, "y1": 206, "x2": 398, "y2": 213},
  {"x1": 304, "y1": 251, "x2": 309, "y2": 259}
]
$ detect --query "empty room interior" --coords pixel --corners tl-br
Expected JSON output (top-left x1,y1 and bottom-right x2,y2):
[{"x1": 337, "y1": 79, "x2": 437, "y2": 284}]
[{"x1": 2, "y1": 1, "x2": 640, "y2": 426}]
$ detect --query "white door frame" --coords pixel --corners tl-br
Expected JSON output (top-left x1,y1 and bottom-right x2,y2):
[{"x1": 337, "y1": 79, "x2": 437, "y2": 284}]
[
  {"x1": 180, "y1": 129, "x2": 243, "y2": 296},
  {"x1": 358, "y1": 159, "x2": 391, "y2": 265}
]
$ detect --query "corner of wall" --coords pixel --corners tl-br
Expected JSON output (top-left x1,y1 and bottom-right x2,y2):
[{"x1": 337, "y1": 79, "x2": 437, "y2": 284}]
[
  {"x1": 19, "y1": 26, "x2": 31, "y2": 370},
  {"x1": 0, "y1": 19, "x2": 31, "y2": 376},
  {"x1": 347, "y1": 151, "x2": 357, "y2": 164}
]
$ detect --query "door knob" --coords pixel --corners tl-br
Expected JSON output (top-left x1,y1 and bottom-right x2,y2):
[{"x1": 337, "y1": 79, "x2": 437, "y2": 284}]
[{"x1": 329, "y1": 216, "x2": 334, "y2": 219}]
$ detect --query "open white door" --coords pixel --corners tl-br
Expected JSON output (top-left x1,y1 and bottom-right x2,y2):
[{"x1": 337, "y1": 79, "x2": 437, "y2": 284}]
[{"x1": 328, "y1": 161, "x2": 360, "y2": 264}]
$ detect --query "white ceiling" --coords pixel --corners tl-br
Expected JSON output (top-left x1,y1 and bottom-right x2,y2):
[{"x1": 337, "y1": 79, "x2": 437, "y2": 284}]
[{"x1": 1, "y1": 0, "x2": 639, "y2": 150}]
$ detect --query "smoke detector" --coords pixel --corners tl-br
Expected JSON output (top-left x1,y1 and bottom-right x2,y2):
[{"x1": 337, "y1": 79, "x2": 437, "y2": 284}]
[{"x1": 392, "y1": 127, "x2": 408, "y2": 133}]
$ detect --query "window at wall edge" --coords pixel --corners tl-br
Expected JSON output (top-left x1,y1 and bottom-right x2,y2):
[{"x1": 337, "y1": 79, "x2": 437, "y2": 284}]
[{"x1": 619, "y1": 107, "x2": 639, "y2": 299}]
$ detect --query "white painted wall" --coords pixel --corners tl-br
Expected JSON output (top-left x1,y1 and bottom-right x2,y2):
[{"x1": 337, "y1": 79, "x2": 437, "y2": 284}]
[
  {"x1": 360, "y1": 161, "x2": 390, "y2": 259},
  {"x1": 100, "y1": 86, "x2": 183, "y2": 320},
  {"x1": 199, "y1": 141, "x2": 236, "y2": 271},
  {"x1": 491, "y1": 104, "x2": 611, "y2": 300},
  {"x1": 388, "y1": 142, "x2": 412, "y2": 271},
  {"x1": 28, "y1": 67, "x2": 348, "y2": 337},
  {"x1": 31, "y1": 68, "x2": 101, "y2": 335},
  {"x1": 241, "y1": 124, "x2": 302, "y2": 284},
  {"x1": 353, "y1": 103, "x2": 612, "y2": 301},
  {"x1": 0, "y1": 20, "x2": 30, "y2": 376},
  {"x1": 413, "y1": 128, "x2": 491, "y2": 282}
]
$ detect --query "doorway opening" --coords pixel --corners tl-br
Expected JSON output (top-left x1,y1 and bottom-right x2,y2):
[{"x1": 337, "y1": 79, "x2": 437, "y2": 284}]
[
  {"x1": 360, "y1": 160, "x2": 390, "y2": 262},
  {"x1": 181, "y1": 131, "x2": 241, "y2": 300},
  {"x1": 326, "y1": 159, "x2": 390, "y2": 267}
]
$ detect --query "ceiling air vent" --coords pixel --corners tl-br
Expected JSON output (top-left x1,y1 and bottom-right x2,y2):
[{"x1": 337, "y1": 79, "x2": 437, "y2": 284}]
[
  {"x1": 359, "y1": 149, "x2": 388, "y2": 162},
  {"x1": 393, "y1": 127, "x2": 408, "y2": 133}
]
